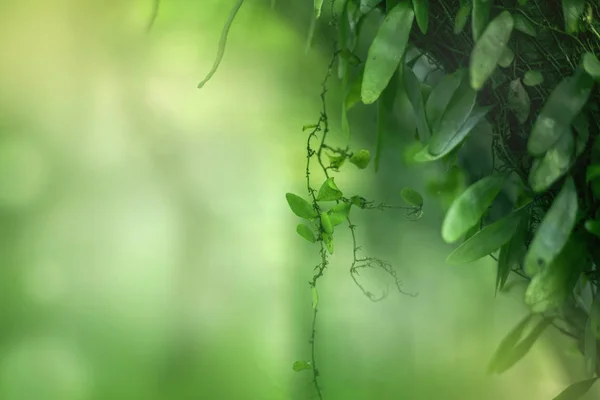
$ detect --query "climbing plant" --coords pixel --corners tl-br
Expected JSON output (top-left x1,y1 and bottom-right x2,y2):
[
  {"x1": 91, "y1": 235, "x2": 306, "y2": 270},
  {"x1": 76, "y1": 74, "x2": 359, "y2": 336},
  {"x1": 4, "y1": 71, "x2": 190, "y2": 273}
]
[{"x1": 191, "y1": 0, "x2": 600, "y2": 399}]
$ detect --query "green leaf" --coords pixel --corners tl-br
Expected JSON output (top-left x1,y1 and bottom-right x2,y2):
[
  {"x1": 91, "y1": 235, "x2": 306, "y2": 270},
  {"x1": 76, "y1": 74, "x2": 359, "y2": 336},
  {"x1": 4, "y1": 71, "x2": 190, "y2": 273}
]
[
  {"x1": 552, "y1": 378, "x2": 599, "y2": 400},
  {"x1": 573, "y1": 112, "x2": 589, "y2": 157},
  {"x1": 585, "y1": 220, "x2": 600, "y2": 238},
  {"x1": 337, "y1": 0, "x2": 350, "y2": 80},
  {"x1": 497, "y1": 216, "x2": 527, "y2": 293},
  {"x1": 523, "y1": 70, "x2": 544, "y2": 86},
  {"x1": 361, "y1": 2, "x2": 414, "y2": 104},
  {"x1": 591, "y1": 292, "x2": 600, "y2": 339},
  {"x1": 497, "y1": 46, "x2": 515, "y2": 68},
  {"x1": 286, "y1": 193, "x2": 317, "y2": 219},
  {"x1": 292, "y1": 361, "x2": 313, "y2": 372},
  {"x1": 488, "y1": 314, "x2": 535, "y2": 373},
  {"x1": 317, "y1": 178, "x2": 343, "y2": 201},
  {"x1": 562, "y1": 0, "x2": 586, "y2": 34},
  {"x1": 528, "y1": 130, "x2": 574, "y2": 193},
  {"x1": 584, "y1": 318, "x2": 596, "y2": 377},
  {"x1": 360, "y1": 0, "x2": 380, "y2": 14},
  {"x1": 375, "y1": 70, "x2": 399, "y2": 172},
  {"x1": 400, "y1": 187, "x2": 424, "y2": 207},
  {"x1": 525, "y1": 237, "x2": 587, "y2": 313},
  {"x1": 403, "y1": 66, "x2": 431, "y2": 143},
  {"x1": 446, "y1": 209, "x2": 523, "y2": 265},
  {"x1": 582, "y1": 52, "x2": 600, "y2": 81},
  {"x1": 587, "y1": 165, "x2": 600, "y2": 183},
  {"x1": 296, "y1": 224, "x2": 317, "y2": 243},
  {"x1": 429, "y1": 74, "x2": 478, "y2": 156},
  {"x1": 489, "y1": 316, "x2": 553, "y2": 374},
  {"x1": 323, "y1": 231, "x2": 334, "y2": 254},
  {"x1": 312, "y1": 286, "x2": 319, "y2": 309},
  {"x1": 327, "y1": 153, "x2": 346, "y2": 170},
  {"x1": 513, "y1": 13, "x2": 536, "y2": 37},
  {"x1": 412, "y1": 0, "x2": 428, "y2": 34},
  {"x1": 470, "y1": 11, "x2": 514, "y2": 91},
  {"x1": 454, "y1": 3, "x2": 472, "y2": 35},
  {"x1": 328, "y1": 202, "x2": 351, "y2": 226},
  {"x1": 507, "y1": 79, "x2": 530, "y2": 124},
  {"x1": 472, "y1": 0, "x2": 492, "y2": 42},
  {"x1": 524, "y1": 177, "x2": 578, "y2": 276},
  {"x1": 414, "y1": 106, "x2": 491, "y2": 162},
  {"x1": 527, "y1": 69, "x2": 594, "y2": 157},
  {"x1": 314, "y1": 0, "x2": 324, "y2": 19},
  {"x1": 349, "y1": 149, "x2": 371, "y2": 169},
  {"x1": 442, "y1": 174, "x2": 508, "y2": 243},
  {"x1": 425, "y1": 70, "x2": 463, "y2": 132},
  {"x1": 342, "y1": 66, "x2": 365, "y2": 138},
  {"x1": 340, "y1": 49, "x2": 361, "y2": 66},
  {"x1": 320, "y1": 212, "x2": 333, "y2": 234}
]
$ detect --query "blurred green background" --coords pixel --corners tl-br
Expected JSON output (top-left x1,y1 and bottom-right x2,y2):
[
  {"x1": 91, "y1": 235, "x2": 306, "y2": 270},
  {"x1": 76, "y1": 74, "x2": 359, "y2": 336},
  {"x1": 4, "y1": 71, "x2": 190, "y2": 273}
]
[{"x1": 0, "y1": 0, "x2": 594, "y2": 399}]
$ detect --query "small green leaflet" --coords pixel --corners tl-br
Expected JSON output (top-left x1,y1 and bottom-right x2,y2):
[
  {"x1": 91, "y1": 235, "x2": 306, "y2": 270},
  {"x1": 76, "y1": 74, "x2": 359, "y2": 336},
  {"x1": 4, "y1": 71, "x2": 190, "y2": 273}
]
[
  {"x1": 412, "y1": 0, "x2": 428, "y2": 34},
  {"x1": 523, "y1": 70, "x2": 544, "y2": 86},
  {"x1": 361, "y1": 2, "x2": 414, "y2": 104},
  {"x1": 528, "y1": 130, "x2": 575, "y2": 193},
  {"x1": 472, "y1": 0, "x2": 492, "y2": 41},
  {"x1": 488, "y1": 315, "x2": 553, "y2": 374},
  {"x1": 400, "y1": 187, "x2": 423, "y2": 207},
  {"x1": 375, "y1": 70, "x2": 399, "y2": 172},
  {"x1": 296, "y1": 224, "x2": 316, "y2": 243},
  {"x1": 446, "y1": 209, "x2": 522, "y2": 265},
  {"x1": 286, "y1": 193, "x2": 317, "y2": 219},
  {"x1": 496, "y1": 215, "x2": 527, "y2": 293},
  {"x1": 425, "y1": 70, "x2": 463, "y2": 132},
  {"x1": 582, "y1": 52, "x2": 600, "y2": 81},
  {"x1": 292, "y1": 360, "x2": 313, "y2": 372},
  {"x1": 524, "y1": 177, "x2": 578, "y2": 276},
  {"x1": 316, "y1": 178, "x2": 343, "y2": 201},
  {"x1": 527, "y1": 69, "x2": 594, "y2": 156},
  {"x1": 323, "y1": 231, "x2": 334, "y2": 254},
  {"x1": 349, "y1": 149, "x2": 371, "y2": 169},
  {"x1": 552, "y1": 378, "x2": 599, "y2": 400},
  {"x1": 403, "y1": 66, "x2": 431, "y2": 144},
  {"x1": 327, "y1": 153, "x2": 346, "y2": 170},
  {"x1": 442, "y1": 174, "x2": 507, "y2": 243},
  {"x1": 314, "y1": 0, "x2": 324, "y2": 19},
  {"x1": 328, "y1": 202, "x2": 351, "y2": 226},
  {"x1": 320, "y1": 212, "x2": 334, "y2": 234},
  {"x1": 454, "y1": 3, "x2": 471, "y2": 35},
  {"x1": 507, "y1": 79, "x2": 530, "y2": 124},
  {"x1": 562, "y1": 0, "x2": 585, "y2": 34},
  {"x1": 470, "y1": 11, "x2": 514, "y2": 91},
  {"x1": 498, "y1": 46, "x2": 515, "y2": 68},
  {"x1": 585, "y1": 220, "x2": 600, "y2": 239},
  {"x1": 525, "y1": 237, "x2": 587, "y2": 313},
  {"x1": 312, "y1": 286, "x2": 319, "y2": 309},
  {"x1": 414, "y1": 106, "x2": 491, "y2": 162},
  {"x1": 513, "y1": 13, "x2": 536, "y2": 37}
]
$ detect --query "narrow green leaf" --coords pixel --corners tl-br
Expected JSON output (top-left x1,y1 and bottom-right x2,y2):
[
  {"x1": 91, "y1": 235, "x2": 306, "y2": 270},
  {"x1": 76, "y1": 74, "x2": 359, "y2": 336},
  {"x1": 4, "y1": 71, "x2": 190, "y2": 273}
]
[
  {"x1": 552, "y1": 378, "x2": 599, "y2": 400},
  {"x1": 524, "y1": 177, "x2": 578, "y2": 276},
  {"x1": 528, "y1": 129, "x2": 574, "y2": 193},
  {"x1": 375, "y1": 70, "x2": 399, "y2": 171},
  {"x1": 349, "y1": 149, "x2": 371, "y2": 169},
  {"x1": 454, "y1": 3, "x2": 472, "y2": 35},
  {"x1": 403, "y1": 66, "x2": 431, "y2": 144},
  {"x1": 582, "y1": 52, "x2": 600, "y2": 81},
  {"x1": 412, "y1": 0, "x2": 428, "y2": 34},
  {"x1": 528, "y1": 70, "x2": 594, "y2": 156},
  {"x1": 342, "y1": 66, "x2": 365, "y2": 138},
  {"x1": 292, "y1": 361, "x2": 313, "y2": 372},
  {"x1": 320, "y1": 212, "x2": 333, "y2": 234},
  {"x1": 400, "y1": 187, "x2": 424, "y2": 207},
  {"x1": 442, "y1": 174, "x2": 508, "y2": 243},
  {"x1": 317, "y1": 178, "x2": 343, "y2": 201},
  {"x1": 470, "y1": 11, "x2": 514, "y2": 91},
  {"x1": 573, "y1": 112, "x2": 589, "y2": 157},
  {"x1": 296, "y1": 224, "x2": 317, "y2": 243},
  {"x1": 286, "y1": 193, "x2": 317, "y2": 219},
  {"x1": 323, "y1": 231, "x2": 334, "y2": 254},
  {"x1": 523, "y1": 70, "x2": 544, "y2": 86},
  {"x1": 562, "y1": 0, "x2": 585, "y2": 34},
  {"x1": 312, "y1": 286, "x2": 319, "y2": 309},
  {"x1": 425, "y1": 71, "x2": 463, "y2": 132},
  {"x1": 507, "y1": 79, "x2": 530, "y2": 124},
  {"x1": 513, "y1": 13, "x2": 536, "y2": 37},
  {"x1": 361, "y1": 2, "x2": 414, "y2": 104},
  {"x1": 488, "y1": 314, "x2": 535, "y2": 373},
  {"x1": 472, "y1": 0, "x2": 493, "y2": 42},
  {"x1": 414, "y1": 106, "x2": 491, "y2": 162},
  {"x1": 328, "y1": 202, "x2": 351, "y2": 226},
  {"x1": 498, "y1": 46, "x2": 515, "y2": 68},
  {"x1": 525, "y1": 237, "x2": 587, "y2": 312},
  {"x1": 497, "y1": 216, "x2": 527, "y2": 292},
  {"x1": 314, "y1": 0, "x2": 324, "y2": 19}
]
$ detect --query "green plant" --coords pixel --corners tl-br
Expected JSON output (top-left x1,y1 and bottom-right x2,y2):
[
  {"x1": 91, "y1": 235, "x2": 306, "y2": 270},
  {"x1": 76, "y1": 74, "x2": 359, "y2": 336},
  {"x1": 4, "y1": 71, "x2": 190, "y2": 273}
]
[{"x1": 192, "y1": 0, "x2": 600, "y2": 399}]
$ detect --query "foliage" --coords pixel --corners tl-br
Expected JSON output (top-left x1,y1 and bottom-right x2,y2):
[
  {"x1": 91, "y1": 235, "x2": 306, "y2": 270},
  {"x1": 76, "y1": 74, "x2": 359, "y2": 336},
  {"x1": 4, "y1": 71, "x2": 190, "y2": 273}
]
[{"x1": 192, "y1": 0, "x2": 600, "y2": 399}]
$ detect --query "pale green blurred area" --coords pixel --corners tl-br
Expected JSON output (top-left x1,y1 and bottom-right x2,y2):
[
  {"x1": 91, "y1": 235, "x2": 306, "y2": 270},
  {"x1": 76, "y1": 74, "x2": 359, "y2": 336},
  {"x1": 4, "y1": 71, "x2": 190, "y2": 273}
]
[{"x1": 0, "y1": 0, "x2": 594, "y2": 399}]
